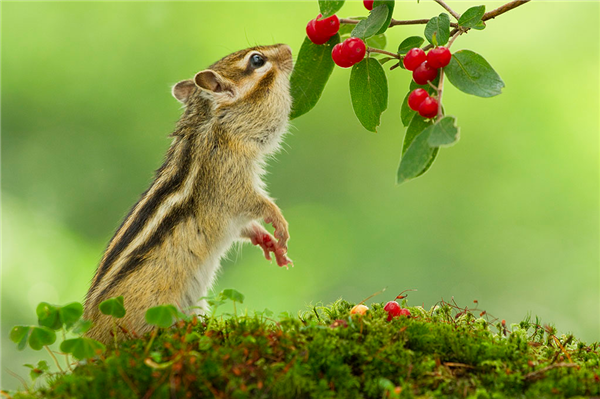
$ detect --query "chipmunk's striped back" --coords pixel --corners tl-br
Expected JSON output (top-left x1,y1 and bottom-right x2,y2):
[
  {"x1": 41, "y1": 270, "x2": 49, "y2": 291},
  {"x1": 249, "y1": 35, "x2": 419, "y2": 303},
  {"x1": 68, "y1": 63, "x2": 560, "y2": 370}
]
[{"x1": 84, "y1": 44, "x2": 294, "y2": 343}]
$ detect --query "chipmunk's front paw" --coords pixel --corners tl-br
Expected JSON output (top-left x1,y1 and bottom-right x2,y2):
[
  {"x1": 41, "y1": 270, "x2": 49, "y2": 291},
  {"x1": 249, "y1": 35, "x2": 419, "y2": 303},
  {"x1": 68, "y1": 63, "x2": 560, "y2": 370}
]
[{"x1": 250, "y1": 227, "x2": 292, "y2": 268}]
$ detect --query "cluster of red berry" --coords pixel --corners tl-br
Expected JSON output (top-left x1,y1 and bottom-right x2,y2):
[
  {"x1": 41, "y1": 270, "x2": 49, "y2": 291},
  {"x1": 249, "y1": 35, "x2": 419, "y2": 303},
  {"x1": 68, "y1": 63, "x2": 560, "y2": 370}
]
[
  {"x1": 403, "y1": 46, "x2": 452, "y2": 118},
  {"x1": 306, "y1": 14, "x2": 367, "y2": 68},
  {"x1": 383, "y1": 301, "x2": 411, "y2": 321}
]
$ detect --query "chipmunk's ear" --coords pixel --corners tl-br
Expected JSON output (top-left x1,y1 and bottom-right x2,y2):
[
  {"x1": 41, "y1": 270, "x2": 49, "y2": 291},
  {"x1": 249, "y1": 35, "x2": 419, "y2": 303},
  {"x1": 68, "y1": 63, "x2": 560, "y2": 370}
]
[
  {"x1": 194, "y1": 70, "x2": 235, "y2": 96},
  {"x1": 172, "y1": 80, "x2": 196, "y2": 104}
]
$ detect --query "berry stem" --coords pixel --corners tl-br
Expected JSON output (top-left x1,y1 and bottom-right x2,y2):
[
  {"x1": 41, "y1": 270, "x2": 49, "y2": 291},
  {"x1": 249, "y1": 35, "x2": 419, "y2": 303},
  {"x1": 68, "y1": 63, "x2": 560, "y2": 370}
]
[
  {"x1": 434, "y1": 0, "x2": 461, "y2": 20},
  {"x1": 367, "y1": 47, "x2": 401, "y2": 59},
  {"x1": 433, "y1": 30, "x2": 460, "y2": 120}
]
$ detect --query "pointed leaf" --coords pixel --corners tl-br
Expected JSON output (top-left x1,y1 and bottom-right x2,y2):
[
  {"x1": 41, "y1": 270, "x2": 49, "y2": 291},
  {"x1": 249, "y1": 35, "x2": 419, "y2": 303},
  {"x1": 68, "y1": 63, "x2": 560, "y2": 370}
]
[
  {"x1": 145, "y1": 304, "x2": 178, "y2": 328},
  {"x1": 37, "y1": 302, "x2": 62, "y2": 330},
  {"x1": 28, "y1": 327, "x2": 56, "y2": 350},
  {"x1": 319, "y1": 0, "x2": 345, "y2": 18},
  {"x1": 221, "y1": 289, "x2": 245, "y2": 303},
  {"x1": 458, "y1": 5, "x2": 485, "y2": 29},
  {"x1": 445, "y1": 50, "x2": 504, "y2": 97},
  {"x1": 59, "y1": 302, "x2": 84, "y2": 329},
  {"x1": 10, "y1": 326, "x2": 31, "y2": 351},
  {"x1": 290, "y1": 35, "x2": 339, "y2": 120},
  {"x1": 400, "y1": 93, "x2": 416, "y2": 127},
  {"x1": 60, "y1": 337, "x2": 105, "y2": 360},
  {"x1": 351, "y1": 4, "x2": 389, "y2": 39},
  {"x1": 428, "y1": 116, "x2": 460, "y2": 147},
  {"x1": 99, "y1": 296, "x2": 126, "y2": 318},
  {"x1": 397, "y1": 36, "x2": 424, "y2": 54},
  {"x1": 339, "y1": 17, "x2": 366, "y2": 36},
  {"x1": 425, "y1": 13, "x2": 450, "y2": 45},
  {"x1": 350, "y1": 58, "x2": 388, "y2": 132},
  {"x1": 373, "y1": 0, "x2": 395, "y2": 35},
  {"x1": 398, "y1": 115, "x2": 439, "y2": 183}
]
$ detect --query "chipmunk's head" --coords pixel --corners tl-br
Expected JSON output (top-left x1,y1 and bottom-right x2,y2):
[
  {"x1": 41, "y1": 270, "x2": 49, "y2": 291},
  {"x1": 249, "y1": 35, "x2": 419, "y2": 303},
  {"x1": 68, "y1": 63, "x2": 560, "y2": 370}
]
[{"x1": 172, "y1": 44, "x2": 293, "y2": 150}]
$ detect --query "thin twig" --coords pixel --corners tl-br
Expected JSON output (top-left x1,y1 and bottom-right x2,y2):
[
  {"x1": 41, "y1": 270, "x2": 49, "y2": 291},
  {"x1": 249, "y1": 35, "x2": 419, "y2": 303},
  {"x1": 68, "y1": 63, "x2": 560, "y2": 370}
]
[
  {"x1": 45, "y1": 346, "x2": 64, "y2": 373},
  {"x1": 524, "y1": 363, "x2": 580, "y2": 382},
  {"x1": 5, "y1": 369, "x2": 30, "y2": 392},
  {"x1": 368, "y1": 47, "x2": 400, "y2": 59},
  {"x1": 434, "y1": 0, "x2": 461, "y2": 20},
  {"x1": 340, "y1": 18, "x2": 459, "y2": 28},
  {"x1": 482, "y1": 0, "x2": 531, "y2": 22}
]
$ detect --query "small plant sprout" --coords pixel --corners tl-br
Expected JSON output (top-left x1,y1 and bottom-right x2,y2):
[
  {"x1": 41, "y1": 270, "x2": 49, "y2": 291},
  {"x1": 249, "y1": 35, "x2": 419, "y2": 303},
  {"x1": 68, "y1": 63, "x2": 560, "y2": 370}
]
[{"x1": 99, "y1": 296, "x2": 126, "y2": 348}]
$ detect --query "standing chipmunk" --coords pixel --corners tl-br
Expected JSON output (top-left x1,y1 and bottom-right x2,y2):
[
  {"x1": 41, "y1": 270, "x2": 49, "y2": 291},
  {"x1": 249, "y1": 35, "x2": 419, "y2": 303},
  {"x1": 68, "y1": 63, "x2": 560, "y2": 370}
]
[{"x1": 84, "y1": 44, "x2": 294, "y2": 343}]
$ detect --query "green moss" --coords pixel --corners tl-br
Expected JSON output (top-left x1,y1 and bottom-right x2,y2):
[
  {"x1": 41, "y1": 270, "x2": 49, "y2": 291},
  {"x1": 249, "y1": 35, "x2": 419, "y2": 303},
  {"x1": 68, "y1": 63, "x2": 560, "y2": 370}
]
[{"x1": 6, "y1": 300, "x2": 600, "y2": 398}]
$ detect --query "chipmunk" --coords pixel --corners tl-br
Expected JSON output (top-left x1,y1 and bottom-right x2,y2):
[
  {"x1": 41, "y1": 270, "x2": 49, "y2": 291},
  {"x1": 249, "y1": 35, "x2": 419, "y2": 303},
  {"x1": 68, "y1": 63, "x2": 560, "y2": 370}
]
[{"x1": 84, "y1": 44, "x2": 294, "y2": 344}]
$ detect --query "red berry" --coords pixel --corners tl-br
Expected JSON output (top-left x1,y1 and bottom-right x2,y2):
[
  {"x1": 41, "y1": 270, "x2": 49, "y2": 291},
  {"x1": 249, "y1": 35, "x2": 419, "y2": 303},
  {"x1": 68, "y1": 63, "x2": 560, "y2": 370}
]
[
  {"x1": 399, "y1": 308, "x2": 411, "y2": 317},
  {"x1": 384, "y1": 301, "x2": 402, "y2": 321},
  {"x1": 343, "y1": 37, "x2": 366, "y2": 64},
  {"x1": 412, "y1": 61, "x2": 438, "y2": 85},
  {"x1": 403, "y1": 48, "x2": 427, "y2": 71},
  {"x1": 306, "y1": 19, "x2": 330, "y2": 45},
  {"x1": 332, "y1": 43, "x2": 353, "y2": 68},
  {"x1": 408, "y1": 89, "x2": 429, "y2": 111},
  {"x1": 427, "y1": 46, "x2": 451, "y2": 68},
  {"x1": 363, "y1": 0, "x2": 374, "y2": 10},
  {"x1": 418, "y1": 96, "x2": 439, "y2": 119},
  {"x1": 315, "y1": 14, "x2": 340, "y2": 37}
]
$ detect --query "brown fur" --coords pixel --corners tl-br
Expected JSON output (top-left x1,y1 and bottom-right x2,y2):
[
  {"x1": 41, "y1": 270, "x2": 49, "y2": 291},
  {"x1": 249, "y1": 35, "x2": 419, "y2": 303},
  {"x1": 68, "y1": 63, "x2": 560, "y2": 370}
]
[{"x1": 84, "y1": 44, "x2": 293, "y2": 343}]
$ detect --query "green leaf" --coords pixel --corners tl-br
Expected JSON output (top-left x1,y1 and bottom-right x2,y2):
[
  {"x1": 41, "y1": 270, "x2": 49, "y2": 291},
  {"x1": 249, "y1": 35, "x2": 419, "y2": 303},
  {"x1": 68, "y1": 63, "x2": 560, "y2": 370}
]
[
  {"x1": 397, "y1": 36, "x2": 424, "y2": 54},
  {"x1": 400, "y1": 92, "x2": 416, "y2": 127},
  {"x1": 350, "y1": 58, "x2": 388, "y2": 132},
  {"x1": 351, "y1": 4, "x2": 388, "y2": 39},
  {"x1": 99, "y1": 296, "x2": 126, "y2": 318},
  {"x1": 424, "y1": 13, "x2": 450, "y2": 46},
  {"x1": 10, "y1": 326, "x2": 30, "y2": 351},
  {"x1": 60, "y1": 337, "x2": 105, "y2": 360},
  {"x1": 427, "y1": 116, "x2": 460, "y2": 147},
  {"x1": 25, "y1": 360, "x2": 49, "y2": 382},
  {"x1": 366, "y1": 34, "x2": 386, "y2": 50},
  {"x1": 445, "y1": 50, "x2": 504, "y2": 97},
  {"x1": 458, "y1": 5, "x2": 485, "y2": 29},
  {"x1": 338, "y1": 17, "x2": 365, "y2": 36},
  {"x1": 221, "y1": 289, "x2": 245, "y2": 303},
  {"x1": 290, "y1": 35, "x2": 339, "y2": 120},
  {"x1": 28, "y1": 326, "x2": 56, "y2": 350},
  {"x1": 319, "y1": 0, "x2": 345, "y2": 18},
  {"x1": 36, "y1": 302, "x2": 62, "y2": 330},
  {"x1": 145, "y1": 304, "x2": 178, "y2": 328},
  {"x1": 402, "y1": 114, "x2": 432, "y2": 155},
  {"x1": 373, "y1": 0, "x2": 394, "y2": 35},
  {"x1": 472, "y1": 20, "x2": 486, "y2": 30},
  {"x1": 398, "y1": 115, "x2": 439, "y2": 184},
  {"x1": 59, "y1": 302, "x2": 84, "y2": 329},
  {"x1": 71, "y1": 319, "x2": 93, "y2": 335}
]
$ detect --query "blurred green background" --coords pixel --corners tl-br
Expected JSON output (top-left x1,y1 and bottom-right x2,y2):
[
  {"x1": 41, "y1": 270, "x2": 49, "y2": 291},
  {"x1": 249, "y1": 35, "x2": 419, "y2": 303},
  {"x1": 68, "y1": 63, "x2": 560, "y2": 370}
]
[{"x1": 2, "y1": 1, "x2": 598, "y2": 390}]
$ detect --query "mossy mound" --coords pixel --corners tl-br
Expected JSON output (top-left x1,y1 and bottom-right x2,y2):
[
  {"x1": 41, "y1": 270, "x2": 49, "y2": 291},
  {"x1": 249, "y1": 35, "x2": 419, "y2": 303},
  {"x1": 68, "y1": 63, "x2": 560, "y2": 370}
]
[{"x1": 7, "y1": 300, "x2": 600, "y2": 398}]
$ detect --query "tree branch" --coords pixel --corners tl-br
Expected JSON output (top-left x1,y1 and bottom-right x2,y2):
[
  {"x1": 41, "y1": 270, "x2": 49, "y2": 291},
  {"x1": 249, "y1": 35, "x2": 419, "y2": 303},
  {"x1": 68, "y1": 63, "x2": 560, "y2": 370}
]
[
  {"x1": 434, "y1": 0, "x2": 461, "y2": 20},
  {"x1": 340, "y1": 18, "x2": 459, "y2": 28},
  {"x1": 422, "y1": 0, "x2": 530, "y2": 51},
  {"x1": 482, "y1": 0, "x2": 531, "y2": 22},
  {"x1": 368, "y1": 47, "x2": 401, "y2": 59}
]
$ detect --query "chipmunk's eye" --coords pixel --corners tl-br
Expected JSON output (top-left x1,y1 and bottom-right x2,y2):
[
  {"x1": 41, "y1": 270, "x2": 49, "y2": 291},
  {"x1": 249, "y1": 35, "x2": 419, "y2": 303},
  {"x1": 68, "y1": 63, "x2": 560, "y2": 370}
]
[{"x1": 249, "y1": 54, "x2": 266, "y2": 69}]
